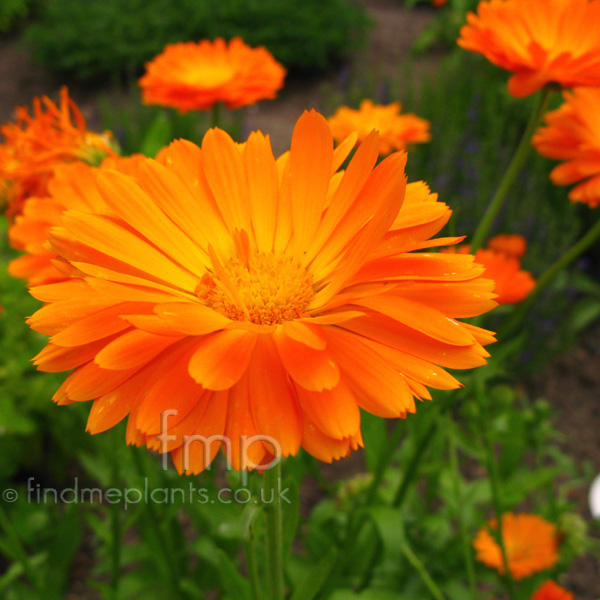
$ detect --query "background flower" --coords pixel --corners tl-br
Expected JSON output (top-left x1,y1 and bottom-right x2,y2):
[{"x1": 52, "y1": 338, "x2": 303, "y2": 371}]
[
  {"x1": 458, "y1": 0, "x2": 600, "y2": 97},
  {"x1": 532, "y1": 580, "x2": 574, "y2": 600},
  {"x1": 28, "y1": 111, "x2": 496, "y2": 474},
  {"x1": 139, "y1": 37, "x2": 286, "y2": 112},
  {"x1": 327, "y1": 100, "x2": 431, "y2": 155},
  {"x1": 533, "y1": 87, "x2": 600, "y2": 209},
  {"x1": 474, "y1": 513, "x2": 559, "y2": 580},
  {"x1": 0, "y1": 87, "x2": 116, "y2": 217}
]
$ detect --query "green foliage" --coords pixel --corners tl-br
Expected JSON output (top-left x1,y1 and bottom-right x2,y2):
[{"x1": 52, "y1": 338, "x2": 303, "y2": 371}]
[
  {"x1": 0, "y1": 0, "x2": 35, "y2": 33},
  {"x1": 23, "y1": 0, "x2": 371, "y2": 83}
]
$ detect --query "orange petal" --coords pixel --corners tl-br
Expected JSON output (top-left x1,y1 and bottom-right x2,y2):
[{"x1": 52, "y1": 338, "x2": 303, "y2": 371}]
[
  {"x1": 188, "y1": 329, "x2": 257, "y2": 390},
  {"x1": 273, "y1": 325, "x2": 340, "y2": 392}
]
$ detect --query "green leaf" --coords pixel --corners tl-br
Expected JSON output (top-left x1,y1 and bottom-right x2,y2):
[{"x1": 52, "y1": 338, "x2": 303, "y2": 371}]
[
  {"x1": 289, "y1": 547, "x2": 338, "y2": 600},
  {"x1": 216, "y1": 549, "x2": 251, "y2": 600}
]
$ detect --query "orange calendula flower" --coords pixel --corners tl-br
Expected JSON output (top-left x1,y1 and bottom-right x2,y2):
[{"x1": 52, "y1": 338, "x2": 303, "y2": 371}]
[
  {"x1": 474, "y1": 513, "x2": 559, "y2": 580},
  {"x1": 27, "y1": 111, "x2": 496, "y2": 474},
  {"x1": 487, "y1": 233, "x2": 527, "y2": 259},
  {"x1": 457, "y1": 0, "x2": 600, "y2": 97},
  {"x1": 532, "y1": 581, "x2": 574, "y2": 600},
  {"x1": 139, "y1": 37, "x2": 286, "y2": 112},
  {"x1": 327, "y1": 100, "x2": 431, "y2": 156},
  {"x1": 8, "y1": 155, "x2": 145, "y2": 287},
  {"x1": 532, "y1": 87, "x2": 600, "y2": 209},
  {"x1": 443, "y1": 235, "x2": 534, "y2": 304},
  {"x1": 0, "y1": 87, "x2": 116, "y2": 217}
]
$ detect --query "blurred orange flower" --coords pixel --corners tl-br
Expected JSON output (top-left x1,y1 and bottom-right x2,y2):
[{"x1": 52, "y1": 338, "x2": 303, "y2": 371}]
[
  {"x1": 487, "y1": 233, "x2": 527, "y2": 259},
  {"x1": 533, "y1": 87, "x2": 600, "y2": 209},
  {"x1": 139, "y1": 38, "x2": 286, "y2": 112},
  {"x1": 443, "y1": 235, "x2": 534, "y2": 304},
  {"x1": 0, "y1": 87, "x2": 116, "y2": 217},
  {"x1": 457, "y1": 0, "x2": 600, "y2": 97},
  {"x1": 432, "y1": 0, "x2": 448, "y2": 5},
  {"x1": 27, "y1": 111, "x2": 496, "y2": 474},
  {"x1": 474, "y1": 513, "x2": 559, "y2": 580},
  {"x1": 8, "y1": 155, "x2": 145, "y2": 287},
  {"x1": 327, "y1": 100, "x2": 431, "y2": 156},
  {"x1": 532, "y1": 581, "x2": 574, "y2": 600}
]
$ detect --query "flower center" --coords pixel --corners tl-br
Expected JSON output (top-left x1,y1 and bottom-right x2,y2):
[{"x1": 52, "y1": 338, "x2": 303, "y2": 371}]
[
  {"x1": 184, "y1": 62, "x2": 234, "y2": 87},
  {"x1": 196, "y1": 253, "x2": 314, "y2": 325}
]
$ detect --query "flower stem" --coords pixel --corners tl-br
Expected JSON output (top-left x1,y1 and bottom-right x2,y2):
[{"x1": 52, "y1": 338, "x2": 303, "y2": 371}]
[
  {"x1": 131, "y1": 449, "x2": 184, "y2": 599},
  {"x1": 470, "y1": 86, "x2": 553, "y2": 252},
  {"x1": 473, "y1": 378, "x2": 517, "y2": 600},
  {"x1": 500, "y1": 214, "x2": 600, "y2": 339},
  {"x1": 264, "y1": 461, "x2": 285, "y2": 600},
  {"x1": 401, "y1": 541, "x2": 446, "y2": 600},
  {"x1": 446, "y1": 415, "x2": 477, "y2": 600}
]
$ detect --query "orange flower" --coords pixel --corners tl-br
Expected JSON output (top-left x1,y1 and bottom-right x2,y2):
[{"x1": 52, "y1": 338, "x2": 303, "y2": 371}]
[
  {"x1": 0, "y1": 87, "x2": 116, "y2": 217},
  {"x1": 474, "y1": 249, "x2": 535, "y2": 304},
  {"x1": 139, "y1": 38, "x2": 286, "y2": 112},
  {"x1": 327, "y1": 100, "x2": 431, "y2": 156},
  {"x1": 487, "y1": 233, "x2": 527, "y2": 259},
  {"x1": 532, "y1": 87, "x2": 600, "y2": 209},
  {"x1": 27, "y1": 111, "x2": 496, "y2": 474},
  {"x1": 457, "y1": 0, "x2": 600, "y2": 97},
  {"x1": 532, "y1": 581, "x2": 574, "y2": 600},
  {"x1": 432, "y1": 0, "x2": 448, "y2": 5},
  {"x1": 8, "y1": 155, "x2": 145, "y2": 287},
  {"x1": 474, "y1": 513, "x2": 559, "y2": 580},
  {"x1": 443, "y1": 235, "x2": 534, "y2": 304}
]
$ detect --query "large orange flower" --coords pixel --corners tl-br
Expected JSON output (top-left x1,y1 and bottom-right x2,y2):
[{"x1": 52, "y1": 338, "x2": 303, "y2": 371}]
[
  {"x1": 328, "y1": 100, "x2": 431, "y2": 156},
  {"x1": 474, "y1": 513, "x2": 559, "y2": 580},
  {"x1": 27, "y1": 111, "x2": 496, "y2": 474},
  {"x1": 532, "y1": 87, "x2": 600, "y2": 209},
  {"x1": 457, "y1": 0, "x2": 600, "y2": 98},
  {"x1": 139, "y1": 38, "x2": 286, "y2": 112},
  {"x1": 8, "y1": 155, "x2": 145, "y2": 287},
  {"x1": 0, "y1": 87, "x2": 116, "y2": 217},
  {"x1": 532, "y1": 581, "x2": 574, "y2": 600}
]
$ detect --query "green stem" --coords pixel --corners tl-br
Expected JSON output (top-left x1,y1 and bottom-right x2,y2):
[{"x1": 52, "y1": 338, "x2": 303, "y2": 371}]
[
  {"x1": 473, "y1": 379, "x2": 517, "y2": 600},
  {"x1": 211, "y1": 102, "x2": 223, "y2": 129},
  {"x1": 109, "y1": 430, "x2": 122, "y2": 600},
  {"x1": 446, "y1": 416, "x2": 477, "y2": 600},
  {"x1": 392, "y1": 417, "x2": 438, "y2": 509},
  {"x1": 500, "y1": 214, "x2": 600, "y2": 339},
  {"x1": 0, "y1": 501, "x2": 41, "y2": 596},
  {"x1": 470, "y1": 86, "x2": 553, "y2": 252},
  {"x1": 244, "y1": 536, "x2": 262, "y2": 600},
  {"x1": 401, "y1": 542, "x2": 446, "y2": 600},
  {"x1": 131, "y1": 449, "x2": 184, "y2": 599},
  {"x1": 264, "y1": 461, "x2": 285, "y2": 600}
]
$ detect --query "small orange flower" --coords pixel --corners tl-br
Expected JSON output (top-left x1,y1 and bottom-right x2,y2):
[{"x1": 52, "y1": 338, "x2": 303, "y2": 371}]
[
  {"x1": 487, "y1": 234, "x2": 527, "y2": 259},
  {"x1": 443, "y1": 235, "x2": 534, "y2": 304},
  {"x1": 457, "y1": 0, "x2": 600, "y2": 97},
  {"x1": 8, "y1": 155, "x2": 145, "y2": 287},
  {"x1": 474, "y1": 513, "x2": 559, "y2": 580},
  {"x1": 532, "y1": 87, "x2": 600, "y2": 209},
  {"x1": 327, "y1": 100, "x2": 431, "y2": 156},
  {"x1": 0, "y1": 87, "x2": 116, "y2": 217},
  {"x1": 532, "y1": 581, "x2": 574, "y2": 600},
  {"x1": 139, "y1": 38, "x2": 286, "y2": 112},
  {"x1": 27, "y1": 111, "x2": 496, "y2": 474}
]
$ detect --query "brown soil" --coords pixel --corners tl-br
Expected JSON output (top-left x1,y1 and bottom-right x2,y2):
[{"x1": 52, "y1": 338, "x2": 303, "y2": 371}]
[{"x1": 2, "y1": 0, "x2": 599, "y2": 597}]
